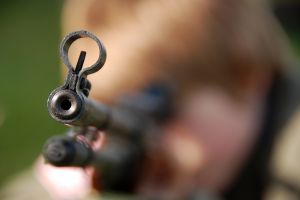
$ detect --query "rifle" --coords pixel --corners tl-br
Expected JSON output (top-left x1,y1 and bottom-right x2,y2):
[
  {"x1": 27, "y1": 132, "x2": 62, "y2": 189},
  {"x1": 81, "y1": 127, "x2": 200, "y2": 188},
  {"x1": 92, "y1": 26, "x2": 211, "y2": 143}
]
[{"x1": 43, "y1": 30, "x2": 171, "y2": 191}]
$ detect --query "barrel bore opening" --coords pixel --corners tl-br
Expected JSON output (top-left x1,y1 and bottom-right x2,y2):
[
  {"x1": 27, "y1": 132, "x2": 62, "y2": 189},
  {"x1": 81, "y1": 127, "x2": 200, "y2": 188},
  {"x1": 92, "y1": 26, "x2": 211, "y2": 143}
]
[{"x1": 61, "y1": 99, "x2": 72, "y2": 111}]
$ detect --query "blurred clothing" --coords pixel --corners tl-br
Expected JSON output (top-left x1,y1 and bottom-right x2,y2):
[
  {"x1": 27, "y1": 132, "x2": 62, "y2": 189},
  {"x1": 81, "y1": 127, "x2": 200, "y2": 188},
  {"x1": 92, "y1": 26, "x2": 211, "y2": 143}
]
[{"x1": 224, "y1": 68, "x2": 300, "y2": 199}]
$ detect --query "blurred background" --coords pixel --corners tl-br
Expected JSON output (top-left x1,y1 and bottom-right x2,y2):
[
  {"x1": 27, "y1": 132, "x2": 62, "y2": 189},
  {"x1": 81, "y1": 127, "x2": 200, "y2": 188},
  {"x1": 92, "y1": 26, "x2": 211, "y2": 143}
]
[
  {"x1": 0, "y1": 0, "x2": 64, "y2": 187},
  {"x1": 0, "y1": 0, "x2": 299, "y2": 188}
]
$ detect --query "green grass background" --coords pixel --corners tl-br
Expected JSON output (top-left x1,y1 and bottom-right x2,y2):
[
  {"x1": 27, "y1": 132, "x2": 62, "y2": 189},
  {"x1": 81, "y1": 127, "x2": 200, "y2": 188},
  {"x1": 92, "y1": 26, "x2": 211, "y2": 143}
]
[
  {"x1": 0, "y1": 0, "x2": 65, "y2": 186},
  {"x1": 0, "y1": 0, "x2": 299, "y2": 188}
]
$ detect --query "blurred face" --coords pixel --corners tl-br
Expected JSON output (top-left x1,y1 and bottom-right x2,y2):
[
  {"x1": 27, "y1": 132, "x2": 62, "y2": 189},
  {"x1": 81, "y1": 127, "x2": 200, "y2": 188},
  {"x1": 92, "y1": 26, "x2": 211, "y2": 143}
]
[
  {"x1": 64, "y1": 0, "x2": 220, "y2": 103},
  {"x1": 62, "y1": 0, "x2": 273, "y2": 197},
  {"x1": 159, "y1": 88, "x2": 263, "y2": 193}
]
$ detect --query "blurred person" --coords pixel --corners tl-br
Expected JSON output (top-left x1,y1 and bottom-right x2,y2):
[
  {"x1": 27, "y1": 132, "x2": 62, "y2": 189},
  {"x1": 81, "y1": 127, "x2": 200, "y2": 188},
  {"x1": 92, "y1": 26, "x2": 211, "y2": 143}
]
[{"x1": 1, "y1": 0, "x2": 300, "y2": 200}]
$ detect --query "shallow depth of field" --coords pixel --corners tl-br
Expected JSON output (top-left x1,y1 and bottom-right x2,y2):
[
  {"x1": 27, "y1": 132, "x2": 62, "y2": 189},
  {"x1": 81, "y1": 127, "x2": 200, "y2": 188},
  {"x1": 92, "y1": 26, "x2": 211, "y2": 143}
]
[{"x1": 0, "y1": 0, "x2": 299, "y2": 188}]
